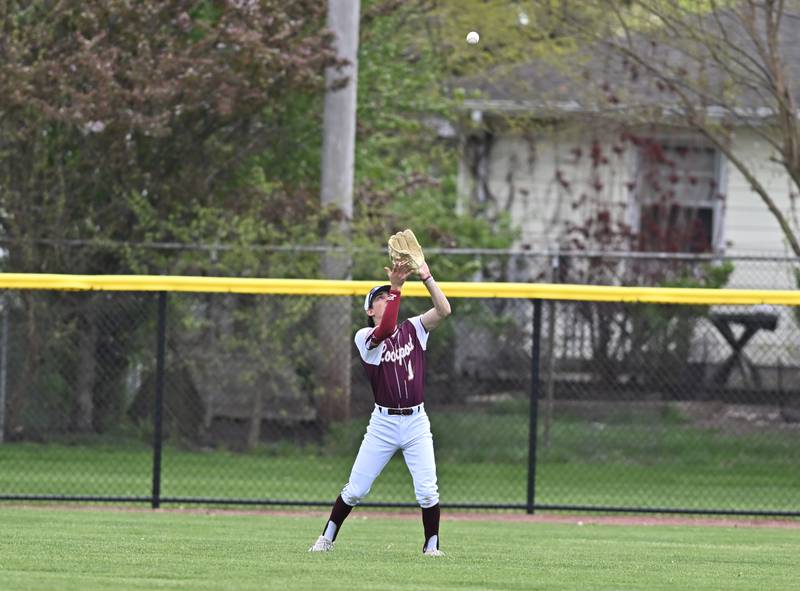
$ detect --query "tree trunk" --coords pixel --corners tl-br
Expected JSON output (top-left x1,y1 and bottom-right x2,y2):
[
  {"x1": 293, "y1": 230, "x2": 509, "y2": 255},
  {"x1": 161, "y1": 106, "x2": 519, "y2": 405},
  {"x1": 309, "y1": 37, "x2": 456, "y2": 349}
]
[
  {"x1": 6, "y1": 294, "x2": 41, "y2": 439},
  {"x1": 75, "y1": 298, "x2": 98, "y2": 433},
  {"x1": 317, "y1": 296, "x2": 352, "y2": 423},
  {"x1": 247, "y1": 389, "x2": 262, "y2": 451}
]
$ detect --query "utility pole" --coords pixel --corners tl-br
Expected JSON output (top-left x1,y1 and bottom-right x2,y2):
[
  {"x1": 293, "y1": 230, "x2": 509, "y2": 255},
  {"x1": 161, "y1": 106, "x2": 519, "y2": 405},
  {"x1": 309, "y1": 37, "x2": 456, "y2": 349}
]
[{"x1": 318, "y1": 0, "x2": 360, "y2": 423}]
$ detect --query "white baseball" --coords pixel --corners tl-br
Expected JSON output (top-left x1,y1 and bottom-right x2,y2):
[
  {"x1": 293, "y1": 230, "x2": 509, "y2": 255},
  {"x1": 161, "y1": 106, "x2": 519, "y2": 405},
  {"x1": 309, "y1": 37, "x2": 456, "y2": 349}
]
[{"x1": 466, "y1": 31, "x2": 480, "y2": 45}]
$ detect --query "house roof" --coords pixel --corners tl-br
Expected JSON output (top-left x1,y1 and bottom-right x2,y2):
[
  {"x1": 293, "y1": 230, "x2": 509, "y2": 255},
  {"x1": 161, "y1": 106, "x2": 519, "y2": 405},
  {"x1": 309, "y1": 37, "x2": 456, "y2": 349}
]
[{"x1": 454, "y1": 6, "x2": 800, "y2": 119}]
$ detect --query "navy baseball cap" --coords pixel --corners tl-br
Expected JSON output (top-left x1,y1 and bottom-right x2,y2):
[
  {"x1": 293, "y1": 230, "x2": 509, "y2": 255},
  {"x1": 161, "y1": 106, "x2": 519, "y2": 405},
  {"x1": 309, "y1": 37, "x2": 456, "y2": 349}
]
[{"x1": 364, "y1": 284, "x2": 391, "y2": 311}]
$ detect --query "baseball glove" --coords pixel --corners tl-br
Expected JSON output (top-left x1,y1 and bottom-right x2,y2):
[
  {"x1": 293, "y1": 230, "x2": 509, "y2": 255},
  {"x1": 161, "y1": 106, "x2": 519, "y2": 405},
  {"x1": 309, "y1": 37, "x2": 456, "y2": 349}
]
[{"x1": 388, "y1": 229, "x2": 426, "y2": 272}]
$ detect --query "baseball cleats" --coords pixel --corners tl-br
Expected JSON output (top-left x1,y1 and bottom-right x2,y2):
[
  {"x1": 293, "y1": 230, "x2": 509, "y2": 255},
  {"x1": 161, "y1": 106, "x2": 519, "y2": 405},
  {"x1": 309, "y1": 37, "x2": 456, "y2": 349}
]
[
  {"x1": 423, "y1": 548, "x2": 445, "y2": 557},
  {"x1": 308, "y1": 535, "x2": 334, "y2": 552}
]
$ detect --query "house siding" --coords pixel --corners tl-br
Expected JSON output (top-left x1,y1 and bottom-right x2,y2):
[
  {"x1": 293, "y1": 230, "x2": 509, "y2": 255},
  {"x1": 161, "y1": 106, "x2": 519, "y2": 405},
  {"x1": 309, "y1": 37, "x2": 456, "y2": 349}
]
[
  {"x1": 725, "y1": 128, "x2": 795, "y2": 250},
  {"x1": 463, "y1": 124, "x2": 635, "y2": 255},
  {"x1": 459, "y1": 123, "x2": 800, "y2": 371}
]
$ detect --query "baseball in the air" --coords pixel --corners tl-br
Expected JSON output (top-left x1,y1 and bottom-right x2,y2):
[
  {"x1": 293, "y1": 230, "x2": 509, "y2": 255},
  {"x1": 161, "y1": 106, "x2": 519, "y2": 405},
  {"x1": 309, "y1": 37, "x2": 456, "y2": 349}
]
[{"x1": 466, "y1": 31, "x2": 480, "y2": 45}]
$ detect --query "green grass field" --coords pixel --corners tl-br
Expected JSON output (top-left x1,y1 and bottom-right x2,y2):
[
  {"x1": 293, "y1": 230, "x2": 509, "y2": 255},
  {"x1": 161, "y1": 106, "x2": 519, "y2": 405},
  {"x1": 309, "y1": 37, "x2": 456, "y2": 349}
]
[
  {"x1": 2, "y1": 507, "x2": 798, "y2": 591},
  {"x1": 1, "y1": 408, "x2": 798, "y2": 512}
]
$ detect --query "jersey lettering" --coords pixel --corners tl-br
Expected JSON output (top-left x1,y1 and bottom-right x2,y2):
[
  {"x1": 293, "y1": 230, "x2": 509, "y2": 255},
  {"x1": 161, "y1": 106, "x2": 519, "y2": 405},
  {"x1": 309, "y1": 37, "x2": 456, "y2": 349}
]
[
  {"x1": 355, "y1": 317, "x2": 428, "y2": 407},
  {"x1": 382, "y1": 340, "x2": 414, "y2": 364}
]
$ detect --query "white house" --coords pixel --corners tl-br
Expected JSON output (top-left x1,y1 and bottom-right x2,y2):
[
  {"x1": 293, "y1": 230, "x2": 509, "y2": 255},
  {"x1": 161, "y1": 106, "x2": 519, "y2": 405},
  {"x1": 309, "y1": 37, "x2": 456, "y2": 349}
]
[
  {"x1": 451, "y1": 10, "x2": 800, "y2": 388},
  {"x1": 456, "y1": 116, "x2": 798, "y2": 286}
]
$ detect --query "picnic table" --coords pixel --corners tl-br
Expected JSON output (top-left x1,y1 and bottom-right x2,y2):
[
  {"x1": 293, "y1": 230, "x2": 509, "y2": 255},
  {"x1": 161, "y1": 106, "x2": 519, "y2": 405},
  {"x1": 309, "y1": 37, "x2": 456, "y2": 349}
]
[{"x1": 709, "y1": 310, "x2": 778, "y2": 388}]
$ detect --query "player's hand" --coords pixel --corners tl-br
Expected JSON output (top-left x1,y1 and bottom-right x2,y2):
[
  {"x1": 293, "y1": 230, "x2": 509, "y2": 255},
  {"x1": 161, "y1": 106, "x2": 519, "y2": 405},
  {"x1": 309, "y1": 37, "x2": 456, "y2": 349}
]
[{"x1": 385, "y1": 261, "x2": 413, "y2": 290}]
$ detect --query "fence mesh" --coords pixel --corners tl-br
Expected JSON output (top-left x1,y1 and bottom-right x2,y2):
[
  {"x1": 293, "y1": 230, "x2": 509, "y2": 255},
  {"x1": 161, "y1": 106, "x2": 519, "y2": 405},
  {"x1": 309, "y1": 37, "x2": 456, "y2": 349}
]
[
  {"x1": 1, "y1": 237, "x2": 797, "y2": 288},
  {"x1": 1, "y1": 284, "x2": 798, "y2": 514}
]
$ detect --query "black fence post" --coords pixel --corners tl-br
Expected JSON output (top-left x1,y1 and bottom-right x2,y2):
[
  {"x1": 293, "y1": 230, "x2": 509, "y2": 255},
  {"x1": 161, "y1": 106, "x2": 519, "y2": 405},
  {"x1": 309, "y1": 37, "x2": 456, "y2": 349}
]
[
  {"x1": 527, "y1": 298, "x2": 543, "y2": 514},
  {"x1": 152, "y1": 291, "x2": 167, "y2": 509}
]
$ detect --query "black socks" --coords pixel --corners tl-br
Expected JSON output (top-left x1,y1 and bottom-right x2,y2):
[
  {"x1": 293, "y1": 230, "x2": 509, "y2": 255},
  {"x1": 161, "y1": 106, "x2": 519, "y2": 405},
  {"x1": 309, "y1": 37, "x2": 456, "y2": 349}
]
[
  {"x1": 421, "y1": 503, "x2": 440, "y2": 550},
  {"x1": 322, "y1": 495, "x2": 354, "y2": 541}
]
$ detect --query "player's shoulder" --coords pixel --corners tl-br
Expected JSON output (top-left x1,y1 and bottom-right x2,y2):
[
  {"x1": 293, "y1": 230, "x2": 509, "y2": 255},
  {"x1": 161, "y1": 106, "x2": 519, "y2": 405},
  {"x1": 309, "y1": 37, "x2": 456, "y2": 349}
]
[
  {"x1": 399, "y1": 316, "x2": 427, "y2": 338},
  {"x1": 354, "y1": 326, "x2": 373, "y2": 344},
  {"x1": 406, "y1": 315, "x2": 424, "y2": 330}
]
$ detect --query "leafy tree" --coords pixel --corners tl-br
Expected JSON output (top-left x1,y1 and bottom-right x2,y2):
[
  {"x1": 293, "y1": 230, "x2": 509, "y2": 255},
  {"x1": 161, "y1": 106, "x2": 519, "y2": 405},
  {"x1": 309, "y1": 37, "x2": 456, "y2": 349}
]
[
  {"x1": 352, "y1": 0, "x2": 519, "y2": 282},
  {"x1": 426, "y1": 0, "x2": 590, "y2": 77},
  {"x1": 0, "y1": 0, "x2": 339, "y2": 273},
  {"x1": 0, "y1": 0, "x2": 338, "y2": 437},
  {"x1": 0, "y1": 0, "x2": 521, "y2": 439}
]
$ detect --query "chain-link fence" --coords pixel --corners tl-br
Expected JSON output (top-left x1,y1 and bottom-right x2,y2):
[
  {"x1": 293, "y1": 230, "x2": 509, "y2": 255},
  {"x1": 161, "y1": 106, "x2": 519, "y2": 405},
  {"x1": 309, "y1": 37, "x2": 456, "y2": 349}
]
[
  {"x1": 1, "y1": 274, "x2": 798, "y2": 515},
  {"x1": 1, "y1": 237, "x2": 797, "y2": 288}
]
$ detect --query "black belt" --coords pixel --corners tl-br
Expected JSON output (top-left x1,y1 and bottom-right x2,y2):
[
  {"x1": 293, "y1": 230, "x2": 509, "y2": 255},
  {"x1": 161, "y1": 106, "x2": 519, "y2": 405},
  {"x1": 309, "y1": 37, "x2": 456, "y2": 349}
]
[{"x1": 377, "y1": 404, "x2": 423, "y2": 415}]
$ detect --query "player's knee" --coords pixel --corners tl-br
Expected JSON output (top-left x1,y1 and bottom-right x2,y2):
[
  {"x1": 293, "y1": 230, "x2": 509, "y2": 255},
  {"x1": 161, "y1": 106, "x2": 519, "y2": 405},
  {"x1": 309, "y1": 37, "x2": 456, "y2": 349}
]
[
  {"x1": 341, "y1": 482, "x2": 371, "y2": 506},
  {"x1": 341, "y1": 491, "x2": 363, "y2": 506},
  {"x1": 415, "y1": 483, "x2": 439, "y2": 508}
]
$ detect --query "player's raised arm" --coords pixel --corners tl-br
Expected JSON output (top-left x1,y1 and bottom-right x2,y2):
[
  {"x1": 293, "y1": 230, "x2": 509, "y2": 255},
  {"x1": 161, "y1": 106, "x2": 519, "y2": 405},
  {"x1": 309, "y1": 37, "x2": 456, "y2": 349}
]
[
  {"x1": 370, "y1": 261, "x2": 413, "y2": 343},
  {"x1": 418, "y1": 262, "x2": 451, "y2": 331},
  {"x1": 386, "y1": 228, "x2": 450, "y2": 331}
]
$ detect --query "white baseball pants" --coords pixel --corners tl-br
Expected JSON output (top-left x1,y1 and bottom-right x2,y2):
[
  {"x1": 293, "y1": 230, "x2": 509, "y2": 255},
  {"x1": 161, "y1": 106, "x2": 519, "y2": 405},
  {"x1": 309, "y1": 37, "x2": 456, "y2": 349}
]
[{"x1": 340, "y1": 404, "x2": 439, "y2": 508}]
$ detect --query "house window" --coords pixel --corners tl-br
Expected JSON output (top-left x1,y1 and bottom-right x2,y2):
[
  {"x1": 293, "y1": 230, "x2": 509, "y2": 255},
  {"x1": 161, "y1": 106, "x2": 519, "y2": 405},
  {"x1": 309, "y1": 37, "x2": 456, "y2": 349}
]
[{"x1": 632, "y1": 138, "x2": 724, "y2": 253}]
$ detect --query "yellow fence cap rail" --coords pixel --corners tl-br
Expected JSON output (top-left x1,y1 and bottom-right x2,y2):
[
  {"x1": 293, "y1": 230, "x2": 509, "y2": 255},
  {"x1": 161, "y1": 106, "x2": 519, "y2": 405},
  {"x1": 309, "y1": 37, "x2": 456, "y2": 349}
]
[{"x1": 1, "y1": 273, "x2": 799, "y2": 306}]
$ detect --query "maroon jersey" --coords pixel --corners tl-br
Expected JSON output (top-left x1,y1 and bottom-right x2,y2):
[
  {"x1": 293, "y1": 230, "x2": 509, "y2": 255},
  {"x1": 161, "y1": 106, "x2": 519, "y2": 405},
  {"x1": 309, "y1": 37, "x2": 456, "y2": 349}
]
[{"x1": 354, "y1": 316, "x2": 429, "y2": 408}]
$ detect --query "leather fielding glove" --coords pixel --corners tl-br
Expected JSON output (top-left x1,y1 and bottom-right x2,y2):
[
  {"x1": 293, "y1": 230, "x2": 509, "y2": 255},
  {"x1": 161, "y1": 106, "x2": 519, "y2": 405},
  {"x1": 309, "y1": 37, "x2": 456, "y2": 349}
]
[{"x1": 387, "y1": 229, "x2": 426, "y2": 273}]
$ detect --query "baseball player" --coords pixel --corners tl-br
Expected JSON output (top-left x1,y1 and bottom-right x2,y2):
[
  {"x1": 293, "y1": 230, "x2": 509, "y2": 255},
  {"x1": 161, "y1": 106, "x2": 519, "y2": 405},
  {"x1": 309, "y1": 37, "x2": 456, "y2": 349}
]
[{"x1": 309, "y1": 249, "x2": 451, "y2": 557}]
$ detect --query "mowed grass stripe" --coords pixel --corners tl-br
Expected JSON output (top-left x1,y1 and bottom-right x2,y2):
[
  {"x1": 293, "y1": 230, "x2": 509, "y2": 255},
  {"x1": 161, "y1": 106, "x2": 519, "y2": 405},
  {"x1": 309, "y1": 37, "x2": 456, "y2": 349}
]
[
  {"x1": 2, "y1": 438, "x2": 798, "y2": 510},
  {"x1": 1, "y1": 507, "x2": 798, "y2": 591}
]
